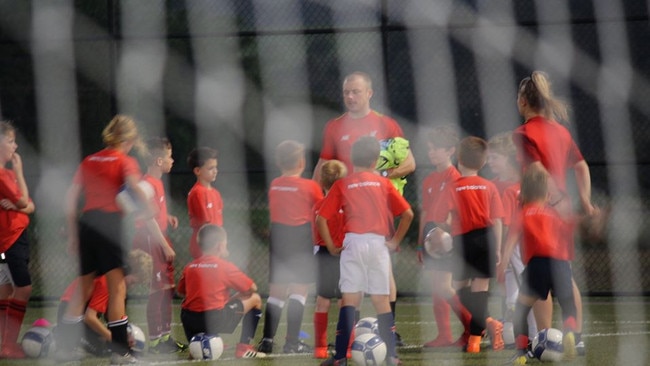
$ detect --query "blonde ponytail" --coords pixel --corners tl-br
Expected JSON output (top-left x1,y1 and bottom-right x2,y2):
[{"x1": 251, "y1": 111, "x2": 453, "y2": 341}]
[{"x1": 520, "y1": 71, "x2": 569, "y2": 125}]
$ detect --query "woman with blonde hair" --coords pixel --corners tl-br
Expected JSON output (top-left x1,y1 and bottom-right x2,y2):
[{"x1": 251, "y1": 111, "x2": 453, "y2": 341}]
[
  {"x1": 57, "y1": 115, "x2": 158, "y2": 364},
  {"x1": 512, "y1": 71, "x2": 596, "y2": 356}
]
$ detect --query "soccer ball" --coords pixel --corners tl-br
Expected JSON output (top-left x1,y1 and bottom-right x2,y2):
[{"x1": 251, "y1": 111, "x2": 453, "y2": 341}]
[
  {"x1": 351, "y1": 333, "x2": 387, "y2": 366},
  {"x1": 354, "y1": 317, "x2": 379, "y2": 336},
  {"x1": 21, "y1": 326, "x2": 56, "y2": 358},
  {"x1": 189, "y1": 333, "x2": 224, "y2": 360},
  {"x1": 532, "y1": 328, "x2": 564, "y2": 362},
  {"x1": 127, "y1": 324, "x2": 146, "y2": 354},
  {"x1": 423, "y1": 227, "x2": 453, "y2": 259},
  {"x1": 116, "y1": 180, "x2": 155, "y2": 214}
]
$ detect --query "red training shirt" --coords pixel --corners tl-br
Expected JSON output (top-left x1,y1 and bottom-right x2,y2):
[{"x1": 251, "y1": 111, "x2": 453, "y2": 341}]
[
  {"x1": 0, "y1": 169, "x2": 30, "y2": 252},
  {"x1": 72, "y1": 148, "x2": 141, "y2": 213},
  {"x1": 178, "y1": 254, "x2": 254, "y2": 312},
  {"x1": 60, "y1": 276, "x2": 109, "y2": 314},
  {"x1": 269, "y1": 176, "x2": 323, "y2": 226},
  {"x1": 312, "y1": 198, "x2": 344, "y2": 247},
  {"x1": 431, "y1": 175, "x2": 504, "y2": 236},
  {"x1": 421, "y1": 166, "x2": 461, "y2": 224},
  {"x1": 513, "y1": 116, "x2": 584, "y2": 193},
  {"x1": 187, "y1": 182, "x2": 223, "y2": 259},
  {"x1": 511, "y1": 202, "x2": 575, "y2": 263},
  {"x1": 318, "y1": 171, "x2": 410, "y2": 237},
  {"x1": 320, "y1": 110, "x2": 404, "y2": 172}
]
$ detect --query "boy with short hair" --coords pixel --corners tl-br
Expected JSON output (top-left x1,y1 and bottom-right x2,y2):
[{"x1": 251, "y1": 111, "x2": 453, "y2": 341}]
[
  {"x1": 418, "y1": 125, "x2": 472, "y2": 348},
  {"x1": 187, "y1": 147, "x2": 223, "y2": 259},
  {"x1": 317, "y1": 136, "x2": 413, "y2": 366},
  {"x1": 132, "y1": 137, "x2": 186, "y2": 353},
  {"x1": 257, "y1": 140, "x2": 323, "y2": 354},
  {"x1": 178, "y1": 224, "x2": 266, "y2": 359},
  {"x1": 501, "y1": 168, "x2": 578, "y2": 365},
  {"x1": 430, "y1": 136, "x2": 505, "y2": 353}
]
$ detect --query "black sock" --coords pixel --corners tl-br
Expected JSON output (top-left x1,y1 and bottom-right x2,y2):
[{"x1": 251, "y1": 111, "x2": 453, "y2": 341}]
[
  {"x1": 108, "y1": 317, "x2": 129, "y2": 355},
  {"x1": 285, "y1": 297, "x2": 305, "y2": 343},
  {"x1": 262, "y1": 302, "x2": 283, "y2": 339},
  {"x1": 334, "y1": 306, "x2": 355, "y2": 360},
  {"x1": 241, "y1": 308, "x2": 262, "y2": 344}
]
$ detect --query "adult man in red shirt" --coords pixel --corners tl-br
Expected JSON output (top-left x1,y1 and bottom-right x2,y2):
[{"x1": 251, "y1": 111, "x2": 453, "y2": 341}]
[{"x1": 313, "y1": 72, "x2": 415, "y2": 346}]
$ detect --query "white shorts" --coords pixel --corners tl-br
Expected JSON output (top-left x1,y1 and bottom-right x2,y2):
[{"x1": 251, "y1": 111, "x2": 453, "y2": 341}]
[
  {"x1": 339, "y1": 233, "x2": 390, "y2": 295},
  {"x1": 0, "y1": 263, "x2": 13, "y2": 286}
]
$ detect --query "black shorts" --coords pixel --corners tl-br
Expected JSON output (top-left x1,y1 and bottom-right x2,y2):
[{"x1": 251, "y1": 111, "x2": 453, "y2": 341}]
[
  {"x1": 316, "y1": 245, "x2": 341, "y2": 299},
  {"x1": 269, "y1": 223, "x2": 315, "y2": 284},
  {"x1": 181, "y1": 299, "x2": 244, "y2": 341},
  {"x1": 521, "y1": 257, "x2": 574, "y2": 301},
  {"x1": 5, "y1": 231, "x2": 31, "y2": 287},
  {"x1": 421, "y1": 222, "x2": 453, "y2": 272},
  {"x1": 451, "y1": 227, "x2": 495, "y2": 281},
  {"x1": 78, "y1": 210, "x2": 127, "y2": 276}
]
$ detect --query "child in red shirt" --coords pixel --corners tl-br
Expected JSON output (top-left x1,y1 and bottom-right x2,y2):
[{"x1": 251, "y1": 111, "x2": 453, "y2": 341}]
[
  {"x1": 57, "y1": 249, "x2": 152, "y2": 356},
  {"x1": 501, "y1": 168, "x2": 578, "y2": 364},
  {"x1": 187, "y1": 147, "x2": 223, "y2": 259},
  {"x1": 312, "y1": 159, "x2": 348, "y2": 358},
  {"x1": 132, "y1": 137, "x2": 186, "y2": 353},
  {"x1": 0, "y1": 121, "x2": 34, "y2": 358},
  {"x1": 431, "y1": 136, "x2": 505, "y2": 353},
  {"x1": 317, "y1": 136, "x2": 413, "y2": 366},
  {"x1": 178, "y1": 224, "x2": 265, "y2": 359},
  {"x1": 418, "y1": 125, "x2": 471, "y2": 349},
  {"x1": 257, "y1": 140, "x2": 323, "y2": 354},
  {"x1": 59, "y1": 115, "x2": 154, "y2": 363}
]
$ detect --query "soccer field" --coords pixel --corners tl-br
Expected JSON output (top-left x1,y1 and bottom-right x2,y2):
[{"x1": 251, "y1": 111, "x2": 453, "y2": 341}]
[{"x1": 7, "y1": 296, "x2": 650, "y2": 365}]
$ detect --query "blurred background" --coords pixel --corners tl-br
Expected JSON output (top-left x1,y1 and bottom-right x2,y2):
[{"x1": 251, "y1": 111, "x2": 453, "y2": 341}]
[{"x1": 0, "y1": 0, "x2": 648, "y2": 300}]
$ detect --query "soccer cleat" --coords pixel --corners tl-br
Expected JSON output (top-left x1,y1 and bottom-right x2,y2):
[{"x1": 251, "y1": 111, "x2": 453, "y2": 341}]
[
  {"x1": 576, "y1": 340, "x2": 585, "y2": 356},
  {"x1": 283, "y1": 339, "x2": 312, "y2": 354},
  {"x1": 150, "y1": 336, "x2": 188, "y2": 354},
  {"x1": 423, "y1": 335, "x2": 454, "y2": 348},
  {"x1": 563, "y1": 331, "x2": 577, "y2": 360},
  {"x1": 110, "y1": 351, "x2": 139, "y2": 365},
  {"x1": 506, "y1": 349, "x2": 528, "y2": 365},
  {"x1": 487, "y1": 317, "x2": 505, "y2": 351},
  {"x1": 314, "y1": 346, "x2": 329, "y2": 358},
  {"x1": 257, "y1": 338, "x2": 274, "y2": 353},
  {"x1": 235, "y1": 343, "x2": 267, "y2": 358},
  {"x1": 0, "y1": 342, "x2": 25, "y2": 359},
  {"x1": 320, "y1": 356, "x2": 347, "y2": 366},
  {"x1": 466, "y1": 335, "x2": 481, "y2": 353}
]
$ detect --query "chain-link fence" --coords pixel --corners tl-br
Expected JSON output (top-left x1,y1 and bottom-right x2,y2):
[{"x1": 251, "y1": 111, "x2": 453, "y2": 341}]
[{"x1": 2, "y1": 1, "x2": 649, "y2": 299}]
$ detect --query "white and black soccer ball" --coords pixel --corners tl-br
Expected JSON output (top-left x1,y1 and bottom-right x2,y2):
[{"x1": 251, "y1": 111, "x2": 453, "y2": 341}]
[
  {"x1": 351, "y1": 333, "x2": 387, "y2": 366},
  {"x1": 21, "y1": 326, "x2": 56, "y2": 358},
  {"x1": 127, "y1": 323, "x2": 146, "y2": 354},
  {"x1": 424, "y1": 227, "x2": 453, "y2": 259},
  {"x1": 532, "y1": 328, "x2": 564, "y2": 362},
  {"x1": 354, "y1": 317, "x2": 379, "y2": 337},
  {"x1": 189, "y1": 333, "x2": 224, "y2": 360}
]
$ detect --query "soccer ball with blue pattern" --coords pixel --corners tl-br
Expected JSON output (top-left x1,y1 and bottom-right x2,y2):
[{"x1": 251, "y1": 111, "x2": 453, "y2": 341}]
[
  {"x1": 351, "y1": 333, "x2": 387, "y2": 366},
  {"x1": 189, "y1": 333, "x2": 224, "y2": 360},
  {"x1": 354, "y1": 317, "x2": 379, "y2": 337},
  {"x1": 532, "y1": 328, "x2": 564, "y2": 362},
  {"x1": 21, "y1": 326, "x2": 56, "y2": 358}
]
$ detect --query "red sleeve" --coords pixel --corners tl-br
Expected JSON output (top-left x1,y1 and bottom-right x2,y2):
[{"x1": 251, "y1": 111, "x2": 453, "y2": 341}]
[
  {"x1": 317, "y1": 182, "x2": 342, "y2": 221},
  {"x1": 87, "y1": 277, "x2": 109, "y2": 314},
  {"x1": 568, "y1": 140, "x2": 584, "y2": 166},
  {"x1": 0, "y1": 170, "x2": 21, "y2": 203},
  {"x1": 188, "y1": 186, "x2": 209, "y2": 228},
  {"x1": 385, "y1": 116, "x2": 405, "y2": 138},
  {"x1": 490, "y1": 185, "x2": 505, "y2": 220},
  {"x1": 222, "y1": 261, "x2": 254, "y2": 293},
  {"x1": 177, "y1": 270, "x2": 186, "y2": 296}
]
